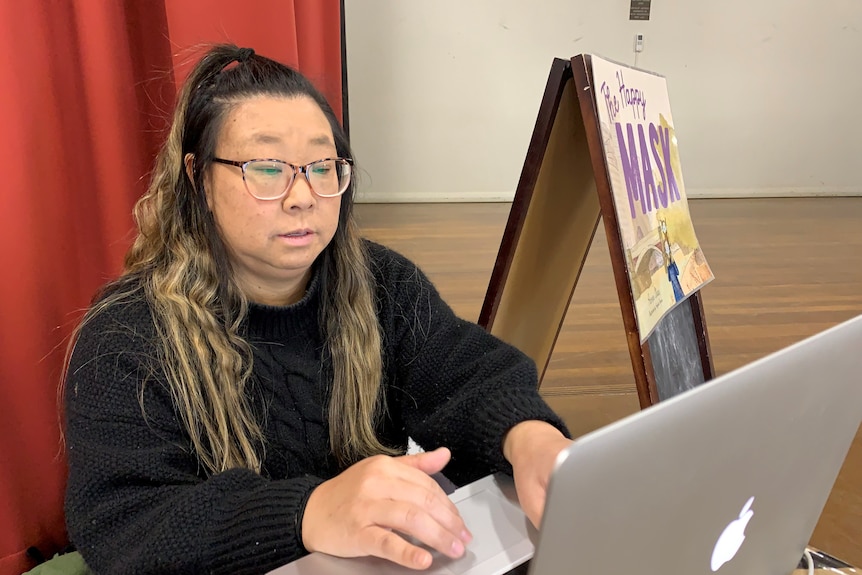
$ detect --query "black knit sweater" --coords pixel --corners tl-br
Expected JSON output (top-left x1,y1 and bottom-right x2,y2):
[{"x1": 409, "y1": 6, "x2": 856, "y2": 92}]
[{"x1": 64, "y1": 241, "x2": 568, "y2": 574}]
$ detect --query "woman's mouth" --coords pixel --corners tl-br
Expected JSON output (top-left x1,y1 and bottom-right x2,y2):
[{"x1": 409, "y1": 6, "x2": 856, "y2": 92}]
[{"x1": 277, "y1": 229, "x2": 315, "y2": 245}]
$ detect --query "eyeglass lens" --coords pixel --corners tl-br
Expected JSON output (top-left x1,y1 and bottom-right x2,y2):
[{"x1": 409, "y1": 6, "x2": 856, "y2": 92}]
[{"x1": 244, "y1": 159, "x2": 351, "y2": 199}]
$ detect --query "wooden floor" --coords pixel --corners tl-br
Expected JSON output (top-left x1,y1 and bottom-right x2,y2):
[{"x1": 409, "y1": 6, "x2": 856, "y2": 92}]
[{"x1": 355, "y1": 197, "x2": 862, "y2": 565}]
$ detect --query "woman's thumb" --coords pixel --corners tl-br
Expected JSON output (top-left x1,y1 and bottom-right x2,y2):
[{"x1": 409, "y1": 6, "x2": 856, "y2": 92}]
[{"x1": 398, "y1": 446, "x2": 451, "y2": 475}]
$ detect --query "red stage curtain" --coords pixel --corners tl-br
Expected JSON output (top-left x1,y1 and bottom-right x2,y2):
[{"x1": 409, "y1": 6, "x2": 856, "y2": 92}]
[
  {"x1": 164, "y1": 0, "x2": 344, "y2": 121},
  {"x1": 0, "y1": 2, "x2": 342, "y2": 572}
]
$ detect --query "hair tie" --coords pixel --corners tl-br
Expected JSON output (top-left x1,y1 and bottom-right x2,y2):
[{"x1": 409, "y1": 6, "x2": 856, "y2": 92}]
[{"x1": 236, "y1": 48, "x2": 255, "y2": 63}]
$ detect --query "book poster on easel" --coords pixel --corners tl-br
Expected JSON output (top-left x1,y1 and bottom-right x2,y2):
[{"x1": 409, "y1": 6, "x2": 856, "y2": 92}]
[{"x1": 590, "y1": 55, "x2": 715, "y2": 341}]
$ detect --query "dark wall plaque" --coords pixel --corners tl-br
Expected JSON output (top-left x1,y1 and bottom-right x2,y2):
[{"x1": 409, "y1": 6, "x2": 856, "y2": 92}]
[{"x1": 630, "y1": 0, "x2": 651, "y2": 20}]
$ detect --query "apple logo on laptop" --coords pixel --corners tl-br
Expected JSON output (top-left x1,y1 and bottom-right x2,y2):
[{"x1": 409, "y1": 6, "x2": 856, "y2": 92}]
[{"x1": 710, "y1": 496, "x2": 755, "y2": 571}]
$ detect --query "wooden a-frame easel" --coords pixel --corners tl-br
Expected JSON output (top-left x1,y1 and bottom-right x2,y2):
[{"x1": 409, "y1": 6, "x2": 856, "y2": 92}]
[{"x1": 478, "y1": 56, "x2": 715, "y2": 407}]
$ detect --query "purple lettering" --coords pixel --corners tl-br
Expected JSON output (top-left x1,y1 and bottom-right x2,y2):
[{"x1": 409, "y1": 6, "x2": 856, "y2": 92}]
[
  {"x1": 600, "y1": 81, "x2": 619, "y2": 122},
  {"x1": 638, "y1": 124, "x2": 658, "y2": 213},
  {"x1": 616, "y1": 70, "x2": 648, "y2": 119},
  {"x1": 616, "y1": 122, "x2": 643, "y2": 218},
  {"x1": 649, "y1": 123, "x2": 668, "y2": 208},
  {"x1": 658, "y1": 126, "x2": 680, "y2": 202}
]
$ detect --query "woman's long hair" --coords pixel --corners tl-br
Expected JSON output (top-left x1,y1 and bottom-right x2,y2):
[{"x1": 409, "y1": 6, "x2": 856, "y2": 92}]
[{"x1": 68, "y1": 44, "x2": 392, "y2": 474}]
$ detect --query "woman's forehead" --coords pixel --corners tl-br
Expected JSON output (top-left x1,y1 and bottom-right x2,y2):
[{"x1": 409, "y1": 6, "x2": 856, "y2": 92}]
[{"x1": 219, "y1": 96, "x2": 334, "y2": 149}]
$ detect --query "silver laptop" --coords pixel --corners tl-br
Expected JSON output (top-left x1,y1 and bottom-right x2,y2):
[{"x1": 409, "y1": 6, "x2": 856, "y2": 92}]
[{"x1": 270, "y1": 313, "x2": 862, "y2": 574}]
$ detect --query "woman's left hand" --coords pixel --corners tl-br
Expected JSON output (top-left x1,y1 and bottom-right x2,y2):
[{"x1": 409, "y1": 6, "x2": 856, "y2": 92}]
[{"x1": 502, "y1": 420, "x2": 572, "y2": 528}]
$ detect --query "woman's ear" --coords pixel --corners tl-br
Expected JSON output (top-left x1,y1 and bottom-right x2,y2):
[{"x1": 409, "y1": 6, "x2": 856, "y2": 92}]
[
  {"x1": 185, "y1": 153, "x2": 213, "y2": 210},
  {"x1": 184, "y1": 153, "x2": 196, "y2": 187}
]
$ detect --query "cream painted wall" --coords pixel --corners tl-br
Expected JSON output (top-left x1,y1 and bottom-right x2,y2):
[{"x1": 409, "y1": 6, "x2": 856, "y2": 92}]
[{"x1": 344, "y1": 0, "x2": 861, "y2": 202}]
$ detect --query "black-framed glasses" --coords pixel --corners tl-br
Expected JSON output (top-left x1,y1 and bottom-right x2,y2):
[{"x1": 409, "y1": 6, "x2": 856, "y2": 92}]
[{"x1": 212, "y1": 157, "x2": 353, "y2": 200}]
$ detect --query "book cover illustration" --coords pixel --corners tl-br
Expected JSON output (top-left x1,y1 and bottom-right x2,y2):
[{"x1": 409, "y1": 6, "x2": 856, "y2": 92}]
[{"x1": 590, "y1": 55, "x2": 714, "y2": 341}]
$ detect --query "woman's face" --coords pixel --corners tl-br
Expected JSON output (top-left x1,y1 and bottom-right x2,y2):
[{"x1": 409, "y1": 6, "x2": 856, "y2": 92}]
[{"x1": 203, "y1": 96, "x2": 342, "y2": 305}]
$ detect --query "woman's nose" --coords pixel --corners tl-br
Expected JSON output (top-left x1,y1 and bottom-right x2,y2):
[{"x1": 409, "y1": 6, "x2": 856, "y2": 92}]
[{"x1": 282, "y1": 171, "x2": 316, "y2": 209}]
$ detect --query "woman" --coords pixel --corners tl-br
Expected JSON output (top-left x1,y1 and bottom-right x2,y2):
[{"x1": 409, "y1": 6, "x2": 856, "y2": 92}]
[{"x1": 64, "y1": 44, "x2": 571, "y2": 575}]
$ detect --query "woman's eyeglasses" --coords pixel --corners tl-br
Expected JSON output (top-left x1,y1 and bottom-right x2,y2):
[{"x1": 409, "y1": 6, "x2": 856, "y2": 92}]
[{"x1": 211, "y1": 157, "x2": 353, "y2": 200}]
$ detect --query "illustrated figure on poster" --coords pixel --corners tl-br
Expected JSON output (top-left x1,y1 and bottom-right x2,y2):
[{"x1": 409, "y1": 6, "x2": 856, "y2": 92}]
[{"x1": 659, "y1": 218, "x2": 684, "y2": 302}]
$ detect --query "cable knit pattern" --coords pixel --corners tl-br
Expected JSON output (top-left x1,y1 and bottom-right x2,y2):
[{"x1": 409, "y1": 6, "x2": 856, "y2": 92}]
[{"x1": 64, "y1": 240, "x2": 568, "y2": 574}]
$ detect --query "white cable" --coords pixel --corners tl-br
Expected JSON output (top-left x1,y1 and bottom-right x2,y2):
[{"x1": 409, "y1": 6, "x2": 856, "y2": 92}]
[{"x1": 803, "y1": 548, "x2": 815, "y2": 575}]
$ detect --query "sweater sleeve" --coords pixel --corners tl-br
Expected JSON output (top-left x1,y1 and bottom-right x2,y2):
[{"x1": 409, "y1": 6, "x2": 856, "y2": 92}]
[
  {"x1": 370, "y1": 244, "x2": 570, "y2": 486},
  {"x1": 64, "y1": 296, "x2": 323, "y2": 575}
]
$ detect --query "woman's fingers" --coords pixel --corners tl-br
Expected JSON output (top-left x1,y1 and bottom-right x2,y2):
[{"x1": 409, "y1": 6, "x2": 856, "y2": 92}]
[
  {"x1": 378, "y1": 482, "x2": 470, "y2": 556},
  {"x1": 385, "y1": 452, "x2": 472, "y2": 540},
  {"x1": 519, "y1": 488, "x2": 546, "y2": 529},
  {"x1": 504, "y1": 421, "x2": 573, "y2": 529},
  {"x1": 385, "y1": 478, "x2": 464, "y2": 534},
  {"x1": 371, "y1": 500, "x2": 466, "y2": 562},
  {"x1": 301, "y1": 450, "x2": 471, "y2": 567},
  {"x1": 359, "y1": 525, "x2": 434, "y2": 570}
]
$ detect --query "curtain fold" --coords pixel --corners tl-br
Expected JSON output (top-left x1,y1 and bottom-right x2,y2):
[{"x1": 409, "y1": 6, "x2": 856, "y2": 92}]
[
  {"x1": 164, "y1": 0, "x2": 344, "y2": 120},
  {"x1": 0, "y1": 1, "x2": 342, "y2": 572}
]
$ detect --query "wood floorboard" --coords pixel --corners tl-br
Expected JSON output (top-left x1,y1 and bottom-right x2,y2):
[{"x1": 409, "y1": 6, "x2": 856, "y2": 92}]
[{"x1": 355, "y1": 197, "x2": 862, "y2": 565}]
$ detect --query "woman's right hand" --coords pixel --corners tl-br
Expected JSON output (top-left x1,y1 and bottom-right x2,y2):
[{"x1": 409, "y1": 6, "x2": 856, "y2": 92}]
[{"x1": 301, "y1": 447, "x2": 472, "y2": 570}]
